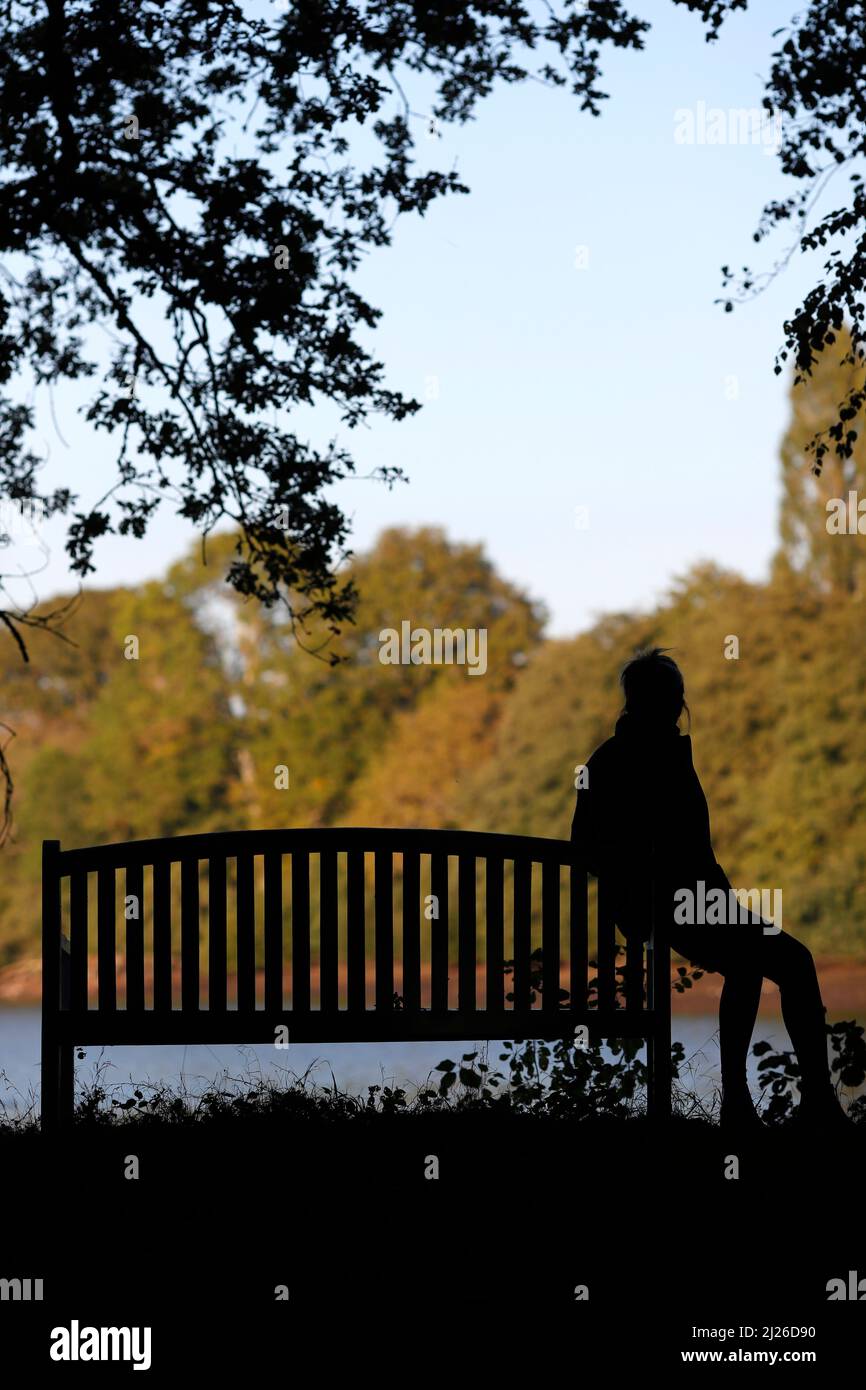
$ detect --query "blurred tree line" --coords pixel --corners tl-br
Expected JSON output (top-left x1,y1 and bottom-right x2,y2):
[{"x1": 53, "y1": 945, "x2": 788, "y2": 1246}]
[{"x1": 1, "y1": 337, "x2": 865, "y2": 964}]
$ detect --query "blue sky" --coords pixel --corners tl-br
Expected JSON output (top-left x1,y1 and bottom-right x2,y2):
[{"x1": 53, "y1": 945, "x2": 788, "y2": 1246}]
[{"x1": 6, "y1": 0, "x2": 826, "y2": 636}]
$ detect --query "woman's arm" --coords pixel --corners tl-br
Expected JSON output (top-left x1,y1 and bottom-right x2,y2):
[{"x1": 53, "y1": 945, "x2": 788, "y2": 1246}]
[
  {"x1": 570, "y1": 773, "x2": 602, "y2": 876},
  {"x1": 571, "y1": 745, "x2": 654, "y2": 941}
]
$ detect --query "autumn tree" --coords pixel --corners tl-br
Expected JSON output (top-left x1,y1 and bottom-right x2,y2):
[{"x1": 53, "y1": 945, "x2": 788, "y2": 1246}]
[
  {"x1": 75, "y1": 583, "x2": 237, "y2": 842},
  {"x1": 167, "y1": 525, "x2": 545, "y2": 828},
  {"x1": 775, "y1": 327, "x2": 866, "y2": 596},
  {"x1": 689, "y1": 1, "x2": 866, "y2": 473}
]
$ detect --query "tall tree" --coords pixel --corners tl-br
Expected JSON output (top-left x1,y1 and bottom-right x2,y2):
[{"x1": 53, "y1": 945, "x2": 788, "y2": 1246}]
[
  {"x1": 683, "y1": 1, "x2": 866, "y2": 473},
  {"x1": 776, "y1": 327, "x2": 866, "y2": 596}
]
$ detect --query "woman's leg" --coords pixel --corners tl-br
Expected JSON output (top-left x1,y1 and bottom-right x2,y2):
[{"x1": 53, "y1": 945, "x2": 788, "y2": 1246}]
[
  {"x1": 671, "y1": 922, "x2": 841, "y2": 1118},
  {"x1": 670, "y1": 922, "x2": 767, "y2": 1117},
  {"x1": 758, "y1": 932, "x2": 834, "y2": 1103},
  {"x1": 670, "y1": 925, "x2": 764, "y2": 1115},
  {"x1": 717, "y1": 969, "x2": 763, "y2": 1105}
]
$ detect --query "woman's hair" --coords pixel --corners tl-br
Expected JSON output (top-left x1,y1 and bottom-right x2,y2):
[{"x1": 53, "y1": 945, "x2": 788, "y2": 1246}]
[{"x1": 620, "y1": 647, "x2": 689, "y2": 727}]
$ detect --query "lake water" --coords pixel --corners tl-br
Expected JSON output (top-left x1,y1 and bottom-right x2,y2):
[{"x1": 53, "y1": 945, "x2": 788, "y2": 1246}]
[{"x1": 0, "y1": 1006, "x2": 794, "y2": 1116}]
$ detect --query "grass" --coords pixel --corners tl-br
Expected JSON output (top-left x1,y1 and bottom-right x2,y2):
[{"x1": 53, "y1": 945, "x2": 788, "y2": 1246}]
[{"x1": 1, "y1": 1027, "x2": 863, "y2": 1138}]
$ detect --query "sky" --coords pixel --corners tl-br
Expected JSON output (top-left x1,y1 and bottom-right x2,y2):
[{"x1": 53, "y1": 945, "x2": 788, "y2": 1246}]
[{"x1": 3, "y1": 0, "x2": 829, "y2": 637}]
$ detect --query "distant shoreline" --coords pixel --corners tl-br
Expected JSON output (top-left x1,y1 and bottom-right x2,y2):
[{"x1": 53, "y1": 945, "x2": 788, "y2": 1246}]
[{"x1": 2, "y1": 954, "x2": 865, "y2": 1016}]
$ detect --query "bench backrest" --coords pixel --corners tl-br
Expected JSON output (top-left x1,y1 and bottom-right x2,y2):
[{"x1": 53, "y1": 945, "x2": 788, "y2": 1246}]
[{"x1": 43, "y1": 828, "x2": 668, "y2": 1043}]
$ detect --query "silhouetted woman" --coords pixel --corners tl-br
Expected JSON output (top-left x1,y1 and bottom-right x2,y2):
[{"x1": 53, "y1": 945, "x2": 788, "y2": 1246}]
[{"x1": 571, "y1": 648, "x2": 848, "y2": 1131}]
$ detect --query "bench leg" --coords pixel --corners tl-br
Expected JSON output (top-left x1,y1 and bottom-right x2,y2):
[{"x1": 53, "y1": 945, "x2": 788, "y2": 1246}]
[
  {"x1": 646, "y1": 911, "x2": 672, "y2": 1120},
  {"x1": 59, "y1": 1041, "x2": 74, "y2": 1126},
  {"x1": 646, "y1": 1030, "x2": 672, "y2": 1120},
  {"x1": 647, "y1": 1032, "x2": 658, "y2": 1117},
  {"x1": 42, "y1": 1039, "x2": 74, "y2": 1131},
  {"x1": 41, "y1": 1037, "x2": 59, "y2": 1133}
]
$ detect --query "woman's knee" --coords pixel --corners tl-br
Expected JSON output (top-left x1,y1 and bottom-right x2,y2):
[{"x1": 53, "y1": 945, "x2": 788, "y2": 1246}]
[{"x1": 761, "y1": 930, "x2": 816, "y2": 985}]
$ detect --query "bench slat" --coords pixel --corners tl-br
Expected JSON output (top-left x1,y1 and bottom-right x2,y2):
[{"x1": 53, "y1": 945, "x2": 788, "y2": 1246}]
[
  {"x1": 485, "y1": 857, "x2": 504, "y2": 1011},
  {"x1": 626, "y1": 927, "x2": 643, "y2": 1011},
  {"x1": 125, "y1": 863, "x2": 145, "y2": 1012},
  {"x1": 58, "y1": 1009, "x2": 655, "y2": 1047},
  {"x1": 181, "y1": 858, "x2": 200, "y2": 1011},
  {"x1": 97, "y1": 866, "x2": 116, "y2": 1012},
  {"x1": 209, "y1": 856, "x2": 227, "y2": 1011},
  {"x1": 513, "y1": 857, "x2": 532, "y2": 1010},
  {"x1": 58, "y1": 826, "x2": 578, "y2": 873},
  {"x1": 458, "y1": 854, "x2": 476, "y2": 1011},
  {"x1": 153, "y1": 859, "x2": 172, "y2": 1011},
  {"x1": 430, "y1": 852, "x2": 448, "y2": 1012},
  {"x1": 542, "y1": 859, "x2": 560, "y2": 1015},
  {"x1": 597, "y1": 876, "x2": 616, "y2": 1013},
  {"x1": 401, "y1": 850, "x2": 421, "y2": 1012},
  {"x1": 570, "y1": 863, "x2": 588, "y2": 1011},
  {"x1": 236, "y1": 853, "x2": 255, "y2": 1012},
  {"x1": 374, "y1": 849, "x2": 393, "y2": 1011},
  {"x1": 346, "y1": 849, "x2": 365, "y2": 1011}
]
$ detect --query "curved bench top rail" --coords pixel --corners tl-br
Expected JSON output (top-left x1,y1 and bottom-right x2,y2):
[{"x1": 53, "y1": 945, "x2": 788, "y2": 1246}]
[{"x1": 51, "y1": 827, "x2": 586, "y2": 874}]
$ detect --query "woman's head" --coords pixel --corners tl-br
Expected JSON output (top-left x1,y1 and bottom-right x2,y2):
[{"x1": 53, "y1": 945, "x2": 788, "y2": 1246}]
[{"x1": 620, "y1": 648, "x2": 687, "y2": 729}]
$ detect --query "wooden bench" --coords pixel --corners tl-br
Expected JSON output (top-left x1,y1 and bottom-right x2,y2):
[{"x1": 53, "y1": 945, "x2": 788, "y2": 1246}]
[{"x1": 41, "y1": 828, "x2": 672, "y2": 1128}]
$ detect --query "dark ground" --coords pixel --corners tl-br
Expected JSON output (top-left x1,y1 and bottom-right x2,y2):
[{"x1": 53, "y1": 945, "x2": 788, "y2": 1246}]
[{"x1": 1, "y1": 1115, "x2": 864, "y2": 1373}]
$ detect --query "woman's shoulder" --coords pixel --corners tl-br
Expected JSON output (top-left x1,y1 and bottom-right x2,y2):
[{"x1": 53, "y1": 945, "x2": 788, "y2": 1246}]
[
  {"x1": 586, "y1": 735, "x2": 618, "y2": 768},
  {"x1": 584, "y1": 725, "x2": 695, "y2": 775}
]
